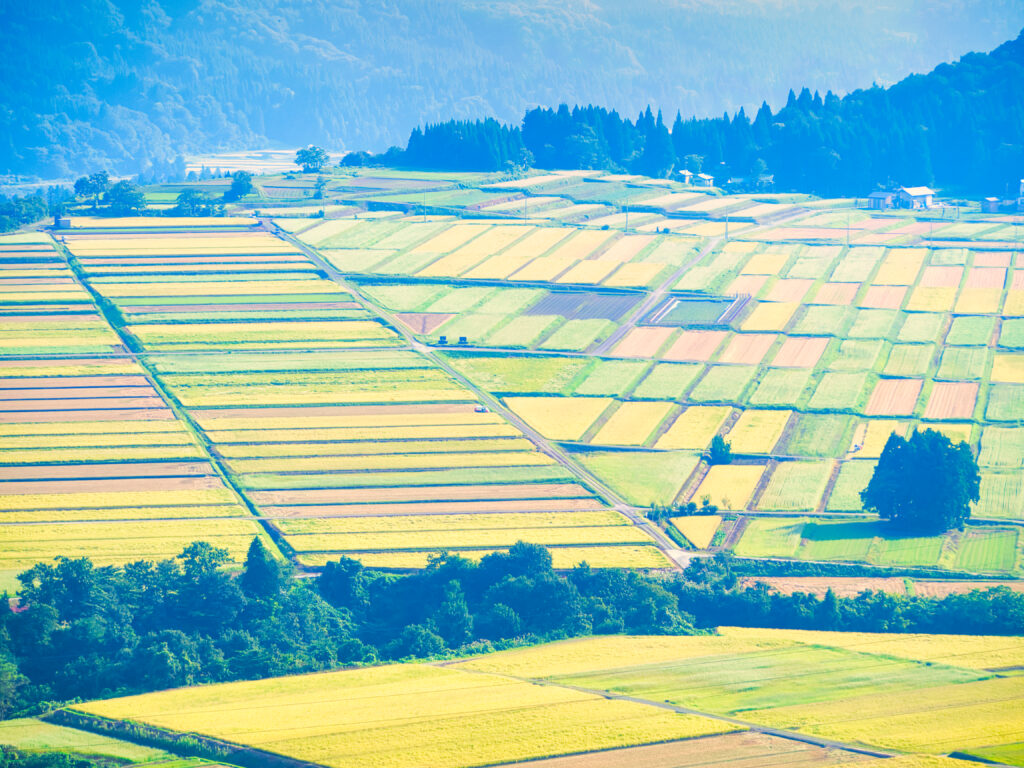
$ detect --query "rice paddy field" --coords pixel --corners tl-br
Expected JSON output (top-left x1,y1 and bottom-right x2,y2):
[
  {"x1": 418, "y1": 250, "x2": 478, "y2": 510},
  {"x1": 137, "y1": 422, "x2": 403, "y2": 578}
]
[
  {"x1": 6, "y1": 171, "x2": 1024, "y2": 582},
  {"x1": 63, "y1": 629, "x2": 1024, "y2": 768},
  {"x1": 0, "y1": 219, "x2": 669, "y2": 581}
]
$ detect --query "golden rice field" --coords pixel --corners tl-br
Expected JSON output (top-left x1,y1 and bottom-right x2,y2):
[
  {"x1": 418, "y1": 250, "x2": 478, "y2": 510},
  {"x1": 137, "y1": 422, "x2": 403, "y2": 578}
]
[
  {"x1": 504, "y1": 397, "x2": 613, "y2": 441},
  {"x1": 73, "y1": 664, "x2": 732, "y2": 768},
  {"x1": 671, "y1": 515, "x2": 722, "y2": 549}
]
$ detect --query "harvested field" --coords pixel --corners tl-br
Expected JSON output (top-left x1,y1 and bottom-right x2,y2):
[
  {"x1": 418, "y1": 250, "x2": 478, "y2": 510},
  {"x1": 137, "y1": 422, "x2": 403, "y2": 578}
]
[
  {"x1": 612, "y1": 327, "x2": 676, "y2": 358},
  {"x1": 923, "y1": 381, "x2": 978, "y2": 420},
  {"x1": 920, "y1": 265, "x2": 964, "y2": 288},
  {"x1": 266, "y1": 498, "x2": 607, "y2": 517},
  {"x1": 964, "y1": 267, "x2": 1007, "y2": 288},
  {"x1": 393, "y1": 312, "x2": 454, "y2": 334},
  {"x1": 0, "y1": 462, "x2": 211, "y2": 481},
  {"x1": 859, "y1": 285, "x2": 907, "y2": 309},
  {"x1": 772, "y1": 336, "x2": 829, "y2": 367},
  {"x1": 739, "y1": 576, "x2": 909, "y2": 598},
  {"x1": 0, "y1": 408, "x2": 175, "y2": 423},
  {"x1": 765, "y1": 279, "x2": 814, "y2": 303},
  {"x1": 494, "y1": 731, "x2": 865, "y2": 768},
  {"x1": 717, "y1": 333, "x2": 777, "y2": 365},
  {"x1": 865, "y1": 378, "x2": 923, "y2": 416},
  {"x1": 251, "y1": 483, "x2": 594, "y2": 506},
  {"x1": 661, "y1": 330, "x2": 728, "y2": 362},
  {"x1": 811, "y1": 283, "x2": 859, "y2": 305},
  {"x1": 0, "y1": 474, "x2": 226, "y2": 495}
]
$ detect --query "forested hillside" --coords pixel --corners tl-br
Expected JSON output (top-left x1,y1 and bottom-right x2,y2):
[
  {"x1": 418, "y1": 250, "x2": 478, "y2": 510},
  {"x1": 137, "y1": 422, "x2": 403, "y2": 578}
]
[
  {"x1": 3, "y1": 0, "x2": 1024, "y2": 179},
  {"x1": 376, "y1": 30, "x2": 1024, "y2": 196}
]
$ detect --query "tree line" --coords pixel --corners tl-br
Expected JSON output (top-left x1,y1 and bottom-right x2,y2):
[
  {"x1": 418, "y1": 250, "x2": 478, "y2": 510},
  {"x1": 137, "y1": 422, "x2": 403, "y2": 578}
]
[
  {"x1": 2, "y1": 539, "x2": 1022, "y2": 718},
  {"x1": 350, "y1": 29, "x2": 1024, "y2": 196}
]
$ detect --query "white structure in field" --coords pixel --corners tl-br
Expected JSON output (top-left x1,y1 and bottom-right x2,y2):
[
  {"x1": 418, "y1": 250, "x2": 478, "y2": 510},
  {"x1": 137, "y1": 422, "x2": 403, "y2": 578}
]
[{"x1": 898, "y1": 186, "x2": 935, "y2": 209}]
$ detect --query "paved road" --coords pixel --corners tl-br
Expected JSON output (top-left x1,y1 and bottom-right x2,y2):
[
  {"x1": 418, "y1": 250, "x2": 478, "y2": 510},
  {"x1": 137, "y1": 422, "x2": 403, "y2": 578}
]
[
  {"x1": 592, "y1": 235, "x2": 723, "y2": 355},
  {"x1": 273, "y1": 222, "x2": 688, "y2": 564}
]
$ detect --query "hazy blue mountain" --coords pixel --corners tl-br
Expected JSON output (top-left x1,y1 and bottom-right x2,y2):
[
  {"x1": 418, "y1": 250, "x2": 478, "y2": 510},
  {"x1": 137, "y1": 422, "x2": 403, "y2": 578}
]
[{"x1": 3, "y1": 0, "x2": 1023, "y2": 178}]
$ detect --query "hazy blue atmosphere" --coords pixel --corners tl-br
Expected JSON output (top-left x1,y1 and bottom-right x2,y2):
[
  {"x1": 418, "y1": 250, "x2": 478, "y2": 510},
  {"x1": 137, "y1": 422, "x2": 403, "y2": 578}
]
[{"x1": 3, "y1": 0, "x2": 1023, "y2": 178}]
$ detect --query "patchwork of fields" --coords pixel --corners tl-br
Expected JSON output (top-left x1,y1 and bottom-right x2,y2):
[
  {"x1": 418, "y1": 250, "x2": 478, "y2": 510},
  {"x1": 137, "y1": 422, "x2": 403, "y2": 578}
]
[
  {"x1": 269, "y1": 175, "x2": 1024, "y2": 577},
  {"x1": 65, "y1": 629, "x2": 1024, "y2": 768},
  {"x1": 0, "y1": 212, "x2": 671, "y2": 583},
  {"x1": 4, "y1": 169, "x2": 1024, "y2": 581}
]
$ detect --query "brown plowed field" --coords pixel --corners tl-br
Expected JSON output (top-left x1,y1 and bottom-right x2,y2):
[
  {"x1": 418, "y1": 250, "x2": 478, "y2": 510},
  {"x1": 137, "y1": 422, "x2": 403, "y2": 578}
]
[
  {"x1": 0, "y1": 314, "x2": 102, "y2": 324},
  {"x1": 0, "y1": 278, "x2": 77, "y2": 285},
  {"x1": 812, "y1": 283, "x2": 858, "y2": 305},
  {"x1": 492, "y1": 731, "x2": 866, "y2": 768},
  {"x1": 965, "y1": 267, "x2": 1007, "y2": 289},
  {"x1": 0, "y1": 397, "x2": 166, "y2": 411},
  {"x1": 78, "y1": 254, "x2": 310, "y2": 265},
  {"x1": 0, "y1": 376, "x2": 151, "y2": 388},
  {"x1": 612, "y1": 327, "x2": 676, "y2": 358},
  {"x1": 194, "y1": 403, "x2": 478, "y2": 420},
  {"x1": 0, "y1": 461, "x2": 212, "y2": 481},
  {"x1": 0, "y1": 358, "x2": 128, "y2": 369},
  {"x1": 662, "y1": 330, "x2": 728, "y2": 362},
  {"x1": 865, "y1": 378, "x2": 923, "y2": 416},
  {"x1": 717, "y1": 333, "x2": 777, "y2": 365},
  {"x1": 395, "y1": 313, "x2": 455, "y2": 334},
  {"x1": 740, "y1": 576, "x2": 910, "y2": 597},
  {"x1": 266, "y1": 497, "x2": 607, "y2": 517},
  {"x1": 858, "y1": 285, "x2": 907, "y2": 309},
  {"x1": 974, "y1": 253, "x2": 1012, "y2": 267},
  {"x1": 0, "y1": 475, "x2": 224, "y2": 495},
  {"x1": 920, "y1": 265, "x2": 964, "y2": 288},
  {"x1": 772, "y1": 336, "x2": 829, "y2": 367},
  {"x1": 252, "y1": 483, "x2": 593, "y2": 506},
  {"x1": 0, "y1": 387, "x2": 158, "y2": 401},
  {"x1": 742, "y1": 576, "x2": 1024, "y2": 599},
  {"x1": 120, "y1": 302, "x2": 359, "y2": 313},
  {"x1": 911, "y1": 580, "x2": 1024, "y2": 598},
  {"x1": 1014, "y1": 271, "x2": 1024, "y2": 291},
  {"x1": 923, "y1": 381, "x2": 978, "y2": 420},
  {"x1": 765, "y1": 279, "x2": 814, "y2": 303},
  {"x1": 0, "y1": 409, "x2": 175, "y2": 423}
]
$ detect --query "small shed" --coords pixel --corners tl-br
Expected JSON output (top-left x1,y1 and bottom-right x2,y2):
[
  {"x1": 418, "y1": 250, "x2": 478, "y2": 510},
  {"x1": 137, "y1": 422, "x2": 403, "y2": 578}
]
[
  {"x1": 867, "y1": 191, "x2": 895, "y2": 210},
  {"x1": 898, "y1": 186, "x2": 935, "y2": 209},
  {"x1": 677, "y1": 169, "x2": 693, "y2": 184},
  {"x1": 694, "y1": 173, "x2": 714, "y2": 187},
  {"x1": 982, "y1": 197, "x2": 1001, "y2": 214},
  {"x1": 53, "y1": 215, "x2": 71, "y2": 229}
]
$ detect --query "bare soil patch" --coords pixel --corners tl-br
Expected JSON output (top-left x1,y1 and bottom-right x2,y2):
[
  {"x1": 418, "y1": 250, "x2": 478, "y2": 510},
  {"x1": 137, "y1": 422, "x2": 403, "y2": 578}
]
[
  {"x1": 492, "y1": 731, "x2": 866, "y2": 768},
  {"x1": 266, "y1": 497, "x2": 606, "y2": 517},
  {"x1": 865, "y1": 378, "x2": 923, "y2": 416},
  {"x1": 858, "y1": 285, "x2": 907, "y2": 309},
  {"x1": 923, "y1": 381, "x2": 978, "y2": 420},
  {"x1": 252, "y1": 482, "x2": 593, "y2": 506},
  {"x1": 965, "y1": 267, "x2": 1007, "y2": 289},
  {"x1": 0, "y1": 462, "x2": 212, "y2": 481},
  {"x1": 194, "y1": 403, "x2": 477, "y2": 420},
  {"x1": 662, "y1": 330, "x2": 727, "y2": 362},
  {"x1": 394, "y1": 313, "x2": 455, "y2": 334},
  {"x1": 772, "y1": 336, "x2": 829, "y2": 367},
  {"x1": 717, "y1": 333, "x2": 777, "y2": 365},
  {"x1": 0, "y1": 397, "x2": 165, "y2": 411},
  {"x1": 0, "y1": 387, "x2": 157, "y2": 401},
  {"x1": 812, "y1": 283, "x2": 859, "y2": 305},
  {"x1": 0, "y1": 475, "x2": 223, "y2": 495},
  {"x1": 0, "y1": 408, "x2": 175, "y2": 423},
  {"x1": 0, "y1": 376, "x2": 150, "y2": 389}
]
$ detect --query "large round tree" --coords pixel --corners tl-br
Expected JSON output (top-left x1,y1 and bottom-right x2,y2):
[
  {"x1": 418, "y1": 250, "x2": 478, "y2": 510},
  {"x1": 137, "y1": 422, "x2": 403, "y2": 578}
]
[{"x1": 860, "y1": 428, "x2": 980, "y2": 533}]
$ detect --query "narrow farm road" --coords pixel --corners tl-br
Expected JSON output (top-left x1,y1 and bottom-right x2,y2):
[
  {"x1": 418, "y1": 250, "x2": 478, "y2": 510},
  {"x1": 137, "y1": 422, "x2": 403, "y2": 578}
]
[
  {"x1": 273, "y1": 222, "x2": 687, "y2": 566},
  {"x1": 591, "y1": 234, "x2": 724, "y2": 356},
  {"x1": 438, "y1": 663, "x2": 896, "y2": 760}
]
